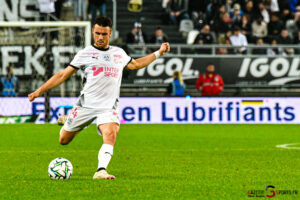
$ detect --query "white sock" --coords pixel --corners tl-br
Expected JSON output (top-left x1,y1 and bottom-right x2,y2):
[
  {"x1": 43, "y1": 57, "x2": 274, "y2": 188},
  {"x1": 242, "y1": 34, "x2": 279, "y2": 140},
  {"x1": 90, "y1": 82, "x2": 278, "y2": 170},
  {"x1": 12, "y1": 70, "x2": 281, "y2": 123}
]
[{"x1": 97, "y1": 144, "x2": 113, "y2": 171}]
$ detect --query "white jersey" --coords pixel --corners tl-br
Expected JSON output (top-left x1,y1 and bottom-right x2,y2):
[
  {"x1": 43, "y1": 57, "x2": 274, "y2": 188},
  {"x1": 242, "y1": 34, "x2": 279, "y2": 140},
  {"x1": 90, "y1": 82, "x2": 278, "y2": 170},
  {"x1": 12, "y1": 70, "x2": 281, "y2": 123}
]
[{"x1": 70, "y1": 45, "x2": 131, "y2": 109}]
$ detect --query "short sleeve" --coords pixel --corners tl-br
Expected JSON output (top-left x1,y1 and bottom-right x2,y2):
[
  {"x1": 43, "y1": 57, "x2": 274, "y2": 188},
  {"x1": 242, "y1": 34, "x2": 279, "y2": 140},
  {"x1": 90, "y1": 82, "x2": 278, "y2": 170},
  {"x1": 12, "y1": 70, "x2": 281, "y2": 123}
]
[
  {"x1": 70, "y1": 50, "x2": 85, "y2": 69},
  {"x1": 120, "y1": 49, "x2": 132, "y2": 68}
]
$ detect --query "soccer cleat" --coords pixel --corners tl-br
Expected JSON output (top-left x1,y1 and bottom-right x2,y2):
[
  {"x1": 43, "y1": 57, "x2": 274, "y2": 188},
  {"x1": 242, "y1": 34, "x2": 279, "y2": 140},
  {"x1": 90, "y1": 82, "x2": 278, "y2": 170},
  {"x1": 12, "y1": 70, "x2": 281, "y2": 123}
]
[
  {"x1": 93, "y1": 170, "x2": 115, "y2": 180},
  {"x1": 57, "y1": 115, "x2": 68, "y2": 126}
]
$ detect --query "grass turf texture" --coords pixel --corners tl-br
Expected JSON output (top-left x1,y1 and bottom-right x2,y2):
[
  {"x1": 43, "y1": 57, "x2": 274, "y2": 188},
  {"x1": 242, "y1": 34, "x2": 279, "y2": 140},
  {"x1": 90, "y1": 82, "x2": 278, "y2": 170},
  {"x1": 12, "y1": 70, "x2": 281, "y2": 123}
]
[{"x1": 0, "y1": 124, "x2": 299, "y2": 200}]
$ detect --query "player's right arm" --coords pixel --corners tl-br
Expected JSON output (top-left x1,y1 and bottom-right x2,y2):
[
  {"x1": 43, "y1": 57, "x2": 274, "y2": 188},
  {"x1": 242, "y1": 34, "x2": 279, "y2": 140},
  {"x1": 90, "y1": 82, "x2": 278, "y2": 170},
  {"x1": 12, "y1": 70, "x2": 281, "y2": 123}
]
[{"x1": 28, "y1": 66, "x2": 77, "y2": 101}]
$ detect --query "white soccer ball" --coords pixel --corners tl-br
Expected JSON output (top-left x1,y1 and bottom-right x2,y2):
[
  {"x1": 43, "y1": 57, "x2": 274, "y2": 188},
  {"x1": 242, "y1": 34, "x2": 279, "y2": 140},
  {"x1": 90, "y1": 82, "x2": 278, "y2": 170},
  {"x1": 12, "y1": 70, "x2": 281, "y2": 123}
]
[{"x1": 48, "y1": 158, "x2": 73, "y2": 180}]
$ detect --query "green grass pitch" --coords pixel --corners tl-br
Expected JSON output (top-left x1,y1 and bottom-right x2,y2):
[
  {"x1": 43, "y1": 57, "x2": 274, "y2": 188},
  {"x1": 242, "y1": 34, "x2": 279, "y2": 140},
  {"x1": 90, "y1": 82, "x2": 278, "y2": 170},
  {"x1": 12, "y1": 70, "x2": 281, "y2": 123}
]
[{"x1": 0, "y1": 124, "x2": 299, "y2": 199}]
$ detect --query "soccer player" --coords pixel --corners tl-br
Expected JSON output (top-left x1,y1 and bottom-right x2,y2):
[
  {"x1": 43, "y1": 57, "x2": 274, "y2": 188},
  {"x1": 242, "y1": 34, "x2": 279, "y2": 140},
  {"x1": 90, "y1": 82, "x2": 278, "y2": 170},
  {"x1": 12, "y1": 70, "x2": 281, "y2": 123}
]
[{"x1": 28, "y1": 16, "x2": 170, "y2": 179}]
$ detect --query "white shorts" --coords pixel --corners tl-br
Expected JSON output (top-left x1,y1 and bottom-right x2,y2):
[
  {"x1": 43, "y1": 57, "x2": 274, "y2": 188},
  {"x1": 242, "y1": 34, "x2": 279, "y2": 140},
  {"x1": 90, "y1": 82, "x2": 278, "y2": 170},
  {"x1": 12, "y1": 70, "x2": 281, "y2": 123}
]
[{"x1": 63, "y1": 106, "x2": 120, "y2": 135}]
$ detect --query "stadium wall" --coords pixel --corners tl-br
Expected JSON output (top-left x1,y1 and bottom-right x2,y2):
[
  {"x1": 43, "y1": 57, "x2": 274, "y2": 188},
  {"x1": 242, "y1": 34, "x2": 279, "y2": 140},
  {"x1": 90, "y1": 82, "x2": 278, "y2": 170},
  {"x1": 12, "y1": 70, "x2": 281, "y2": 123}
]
[
  {"x1": 0, "y1": 97, "x2": 300, "y2": 124},
  {"x1": 125, "y1": 56, "x2": 300, "y2": 86},
  {"x1": 1, "y1": 46, "x2": 299, "y2": 86}
]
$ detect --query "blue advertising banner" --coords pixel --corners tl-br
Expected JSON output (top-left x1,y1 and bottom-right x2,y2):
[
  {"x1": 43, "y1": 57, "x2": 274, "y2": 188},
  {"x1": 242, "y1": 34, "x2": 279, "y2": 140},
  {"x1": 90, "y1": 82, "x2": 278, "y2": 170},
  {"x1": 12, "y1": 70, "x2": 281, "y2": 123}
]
[{"x1": 0, "y1": 97, "x2": 299, "y2": 124}]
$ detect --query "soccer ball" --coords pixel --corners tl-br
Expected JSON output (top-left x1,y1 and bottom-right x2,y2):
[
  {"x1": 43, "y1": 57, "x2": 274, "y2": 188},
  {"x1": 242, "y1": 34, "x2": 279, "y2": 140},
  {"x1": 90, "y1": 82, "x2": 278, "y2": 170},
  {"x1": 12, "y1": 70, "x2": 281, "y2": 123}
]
[{"x1": 48, "y1": 158, "x2": 73, "y2": 180}]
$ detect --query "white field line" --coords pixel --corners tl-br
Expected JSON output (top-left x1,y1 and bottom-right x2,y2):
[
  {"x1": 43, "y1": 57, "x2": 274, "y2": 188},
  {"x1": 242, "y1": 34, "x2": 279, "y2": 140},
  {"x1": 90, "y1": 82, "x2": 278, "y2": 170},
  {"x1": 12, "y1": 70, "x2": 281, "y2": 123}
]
[
  {"x1": 0, "y1": 150, "x2": 98, "y2": 153},
  {"x1": 276, "y1": 143, "x2": 300, "y2": 149}
]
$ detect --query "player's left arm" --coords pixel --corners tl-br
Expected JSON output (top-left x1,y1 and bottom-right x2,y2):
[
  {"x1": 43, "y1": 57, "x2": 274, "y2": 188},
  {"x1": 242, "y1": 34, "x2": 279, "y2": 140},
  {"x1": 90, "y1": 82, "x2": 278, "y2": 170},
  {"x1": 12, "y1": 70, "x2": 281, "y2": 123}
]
[{"x1": 125, "y1": 42, "x2": 170, "y2": 70}]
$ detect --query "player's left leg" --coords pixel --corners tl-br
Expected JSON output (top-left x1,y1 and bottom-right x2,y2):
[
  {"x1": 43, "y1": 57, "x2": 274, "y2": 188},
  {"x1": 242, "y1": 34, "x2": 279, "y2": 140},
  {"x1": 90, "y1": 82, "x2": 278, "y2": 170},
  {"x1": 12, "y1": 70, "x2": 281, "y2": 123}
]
[
  {"x1": 58, "y1": 106, "x2": 96, "y2": 145},
  {"x1": 93, "y1": 122, "x2": 119, "y2": 180},
  {"x1": 59, "y1": 128, "x2": 80, "y2": 145}
]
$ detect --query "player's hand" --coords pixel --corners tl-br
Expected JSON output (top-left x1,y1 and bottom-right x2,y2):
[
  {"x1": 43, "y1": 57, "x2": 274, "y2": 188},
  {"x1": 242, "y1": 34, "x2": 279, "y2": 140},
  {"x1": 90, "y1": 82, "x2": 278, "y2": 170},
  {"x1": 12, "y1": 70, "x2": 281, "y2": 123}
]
[
  {"x1": 28, "y1": 91, "x2": 40, "y2": 102},
  {"x1": 159, "y1": 42, "x2": 170, "y2": 55}
]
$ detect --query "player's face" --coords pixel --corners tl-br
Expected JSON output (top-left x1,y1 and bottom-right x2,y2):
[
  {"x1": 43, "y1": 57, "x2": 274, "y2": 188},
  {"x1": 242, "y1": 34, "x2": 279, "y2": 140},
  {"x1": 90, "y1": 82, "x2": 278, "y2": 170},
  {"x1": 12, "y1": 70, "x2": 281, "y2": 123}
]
[{"x1": 92, "y1": 24, "x2": 112, "y2": 49}]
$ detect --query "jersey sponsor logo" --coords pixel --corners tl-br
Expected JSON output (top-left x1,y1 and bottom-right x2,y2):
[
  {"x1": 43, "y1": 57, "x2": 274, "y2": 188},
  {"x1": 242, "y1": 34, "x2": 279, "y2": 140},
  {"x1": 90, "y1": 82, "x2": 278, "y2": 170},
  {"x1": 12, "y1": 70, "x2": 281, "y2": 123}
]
[
  {"x1": 113, "y1": 54, "x2": 123, "y2": 64},
  {"x1": 104, "y1": 67, "x2": 119, "y2": 78},
  {"x1": 92, "y1": 66, "x2": 119, "y2": 78},
  {"x1": 92, "y1": 66, "x2": 104, "y2": 76}
]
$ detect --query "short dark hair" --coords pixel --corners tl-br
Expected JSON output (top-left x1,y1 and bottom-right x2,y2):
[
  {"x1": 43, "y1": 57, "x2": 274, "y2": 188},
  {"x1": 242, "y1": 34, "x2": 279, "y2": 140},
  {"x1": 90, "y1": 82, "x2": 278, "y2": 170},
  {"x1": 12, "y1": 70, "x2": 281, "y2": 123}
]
[{"x1": 94, "y1": 16, "x2": 112, "y2": 28}]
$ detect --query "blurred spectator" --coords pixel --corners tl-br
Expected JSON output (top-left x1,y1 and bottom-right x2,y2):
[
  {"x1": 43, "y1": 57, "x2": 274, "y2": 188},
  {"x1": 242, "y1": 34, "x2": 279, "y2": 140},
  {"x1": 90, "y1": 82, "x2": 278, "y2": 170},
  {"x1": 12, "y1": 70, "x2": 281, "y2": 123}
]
[
  {"x1": 281, "y1": 8, "x2": 294, "y2": 24},
  {"x1": 241, "y1": 15, "x2": 251, "y2": 40},
  {"x1": 295, "y1": 6, "x2": 300, "y2": 19},
  {"x1": 64, "y1": 0, "x2": 72, "y2": 7},
  {"x1": 289, "y1": 0, "x2": 299, "y2": 12},
  {"x1": 244, "y1": 0, "x2": 254, "y2": 22},
  {"x1": 212, "y1": 4, "x2": 227, "y2": 24},
  {"x1": 38, "y1": 0, "x2": 55, "y2": 14},
  {"x1": 168, "y1": 71, "x2": 185, "y2": 96},
  {"x1": 195, "y1": 64, "x2": 224, "y2": 96},
  {"x1": 0, "y1": 65, "x2": 19, "y2": 97},
  {"x1": 252, "y1": 38, "x2": 266, "y2": 55},
  {"x1": 166, "y1": 0, "x2": 189, "y2": 25},
  {"x1": 278, "y1": 0, "x2": 290, "y2": 10},
  {"x1": 188, "y1": 0, "x2": 208, "y2": 14},
  {"x1": 89, "y1": 0, "x2": 106, "y2": 24},
  {"x1": 73, "y1": 0, "x2": 87, "y2": 21},
  {"x1": 37, "y1": 0, "x2": 62, "y2": 44},
  {"x1": 294, "y1": 30, "x2": 300, "y2": 44},
  {"x1": 259, "y1": 2, "x2": 270, "y2": 23},
  {"x1": 55, "y1": 0, "x2": 63, "y2": 20},
  {"x1": 190, "y1": 11, "x2": 207, "y2": 29},
  {"x1": 252, "y1": 15, "x2": 268, "y2": 40},
  {"x1": 270, "y1": 0, "x2": 280, "y2": 12},
  {"x1": 294, "y1": 31, "x2": 300, "y2": 53},
  {"x1": 278, "y1": 29, "x2": 293, "y2": 44},
  {"x1": 267, "y1": 39, "x2": 281, "y2": 55},
  {"x1": 217, "y1": 36, "x2": 233, "y2": 54},
  {"x1": 162, "y1": 0, "x2": 168, "y2": 8},
  {"x1": 231, "y1": 3, "x2": 243, "y2": 26},
  {"x1": 194, "y1": 24, "x2": 214, "y2": 44},
  {"x1": 194, "y1": 24, "x2": 214, "y2": 54},
  {"x1": 205, "y1": 0, "x2": 224, "y2": 23},
  {"x1": 218, "y1": 30, "x2": 232, "y2": 44},
  {"x1": 225, "y1": 0, "x2": 234, "y2": 14},
  {"x1": 214, "y1": 12, "x2": 232, "y2": 35},
  {"x1": 229, "y1": 26, "x2": 248, "y2": 54},
  {"x1": 189, "y1": 0, "x2": 208, "y2": 29},
  {"x1": 277, "y1": 29, "x2": 294, "y2": 54},
  {"x1": 150, "y1": 27, "x2": 169, "y2": 44},
  {"x1": 268, "y1": 12, "x2": 284, "y2": 37},
  {"x1": 126, "y1": 22, "x2": 148, "y2": 44},
  {"x1": 75, "y1": 16, "x2": 84, "y2": 46}
]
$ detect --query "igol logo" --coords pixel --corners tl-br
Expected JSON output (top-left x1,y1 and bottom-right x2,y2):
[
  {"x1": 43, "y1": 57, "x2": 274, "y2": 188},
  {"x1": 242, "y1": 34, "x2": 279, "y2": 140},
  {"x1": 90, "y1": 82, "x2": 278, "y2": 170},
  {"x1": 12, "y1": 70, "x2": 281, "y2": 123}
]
[
  {"x1": 266, "y1": 185, "x2": 276, "y2": 198},
  {"x1": 238, "y1": 58, "x2": 300, "y2": 85},
  {"x1": 136, "y1": 58, "x2": 199, "y2": 83}
]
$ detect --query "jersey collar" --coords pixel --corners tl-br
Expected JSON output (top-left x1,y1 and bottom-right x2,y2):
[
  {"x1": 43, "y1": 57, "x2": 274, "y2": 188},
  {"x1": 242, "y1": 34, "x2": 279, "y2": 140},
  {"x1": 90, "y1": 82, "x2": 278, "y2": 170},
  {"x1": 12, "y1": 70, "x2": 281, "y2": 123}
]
[{"x1": 92, "y1": 44, "x2": 110, "y2": 51}]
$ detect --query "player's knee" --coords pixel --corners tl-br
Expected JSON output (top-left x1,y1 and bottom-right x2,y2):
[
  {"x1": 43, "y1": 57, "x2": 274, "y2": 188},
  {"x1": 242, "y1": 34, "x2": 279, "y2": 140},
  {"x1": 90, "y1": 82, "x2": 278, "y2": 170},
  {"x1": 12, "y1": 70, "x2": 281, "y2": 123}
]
[{"x1": 103, "y1": 130, "x2": 117, "y2": 140}]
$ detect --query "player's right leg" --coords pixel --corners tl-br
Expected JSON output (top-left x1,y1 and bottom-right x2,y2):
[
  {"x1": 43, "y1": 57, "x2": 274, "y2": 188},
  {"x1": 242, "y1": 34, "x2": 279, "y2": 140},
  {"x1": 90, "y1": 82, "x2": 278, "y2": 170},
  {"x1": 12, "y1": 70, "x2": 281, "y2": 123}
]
[{"x1": 93, "y1": 110, "x2": 120, "y2": 180}]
